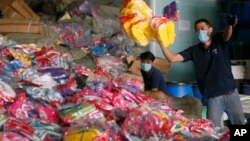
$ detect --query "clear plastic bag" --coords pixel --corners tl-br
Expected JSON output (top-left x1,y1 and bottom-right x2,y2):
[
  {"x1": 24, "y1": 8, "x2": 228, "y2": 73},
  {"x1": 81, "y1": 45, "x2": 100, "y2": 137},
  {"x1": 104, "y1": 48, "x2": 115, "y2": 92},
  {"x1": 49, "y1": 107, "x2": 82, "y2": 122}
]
[
  {"x1": 69, "y1": 0, "x2": 98, "y2": 16},
  {"x1": 58, "y1": 103, "x2": 97, "y2": 124},
  {"x1": 122, "y1": 104, "x2": 173, "y2": 139},
  {"x1": 109, "y1": 33, "x2": 135, "y2": 55},
  {"x1": 0, "y1": 80, "x2": 16, "y2": 103},
  {"x1": 49, "y1": 21, "x2": 92, "y2": 48},
  {"x1": 69, "y1": 110, "x2": 106, "y2": 131},
  {"x1": 92, "y1": 6, "x2": 121, "y2": 37},
  {"x1": 95, "y1": 56, "x2": 127, "y2": 78},
  {"x1": 163, "y1": 1, "x2": 179, "y2": 21},
  {"x1": 0, "y1": 131, "x2": 30, "y2": 141}
]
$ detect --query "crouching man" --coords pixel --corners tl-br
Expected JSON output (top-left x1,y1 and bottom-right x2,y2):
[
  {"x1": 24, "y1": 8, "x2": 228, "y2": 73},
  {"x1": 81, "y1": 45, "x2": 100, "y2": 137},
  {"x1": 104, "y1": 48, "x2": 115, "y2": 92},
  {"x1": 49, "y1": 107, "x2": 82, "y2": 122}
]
[{"x1": 140, "y1": 51, "x2": 202, "y2": 119}]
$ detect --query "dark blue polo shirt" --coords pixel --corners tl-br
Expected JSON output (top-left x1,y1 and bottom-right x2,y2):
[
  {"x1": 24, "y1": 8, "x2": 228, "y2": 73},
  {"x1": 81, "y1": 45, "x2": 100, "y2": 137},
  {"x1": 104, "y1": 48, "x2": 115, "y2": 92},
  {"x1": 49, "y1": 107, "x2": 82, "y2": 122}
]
[
  {"x1": 141, "y1": 66, "x2": 168, "y2": 94},
  {"x1": 179, "y1": 33, "x2": 236, "y2": 99}
]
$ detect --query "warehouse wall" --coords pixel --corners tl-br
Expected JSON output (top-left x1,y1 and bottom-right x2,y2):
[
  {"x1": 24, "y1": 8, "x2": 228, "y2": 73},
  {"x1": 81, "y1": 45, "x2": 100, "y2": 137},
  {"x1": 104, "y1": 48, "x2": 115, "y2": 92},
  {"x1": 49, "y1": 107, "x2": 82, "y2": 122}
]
[{"x1": 149, "y1": 0, "x2": 220, "y2": 82}]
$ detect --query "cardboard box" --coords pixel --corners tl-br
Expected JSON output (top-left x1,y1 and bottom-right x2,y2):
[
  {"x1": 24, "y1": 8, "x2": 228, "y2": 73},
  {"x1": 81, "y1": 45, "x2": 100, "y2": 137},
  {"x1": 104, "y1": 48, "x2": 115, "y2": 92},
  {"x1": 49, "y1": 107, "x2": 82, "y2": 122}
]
[
  {"x1": 128, "y1": 60, "x2": 142, "y2": 76},
  {"x1": 0, "y1": 0, "x2": 43, "y2": 34},
  {"x1": 1, "y1": 6, "x2": 23, "y2": 19},
  {"x1": 0, "y1": 0, "x2": 12, "y2": 7},
  {"x1": 11, "y1": 0, "x2": 40, "y2": 20},
  {"x1": 0, "y1": 19, "x2": 46, "y2": 35},
  {"x1": 128, "y1": 57, "x2": 171, "y2": 76},
  {"x1": 125, "y1": 55, "x2": 135, "y2": 65},
  {"x1": 0, "y1": 0, "x2": 40, "y2": 20},
  {"x1": 153, "y1": 57, "x2": 171, "y2": 74},
  {"x1": 0, "y1": 19, "x2": 41, "y2": 24}
]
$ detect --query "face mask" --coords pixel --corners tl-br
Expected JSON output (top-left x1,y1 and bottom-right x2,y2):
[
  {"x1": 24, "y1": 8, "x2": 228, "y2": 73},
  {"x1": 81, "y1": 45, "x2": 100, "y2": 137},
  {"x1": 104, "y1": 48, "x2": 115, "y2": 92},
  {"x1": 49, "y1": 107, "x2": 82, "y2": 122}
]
[
  {"x1": 197, "y1": 30, "x2": 209, "y2": 43},
  {"x1": 141, "y1": 63, "x2": 152, "y2": 72}
]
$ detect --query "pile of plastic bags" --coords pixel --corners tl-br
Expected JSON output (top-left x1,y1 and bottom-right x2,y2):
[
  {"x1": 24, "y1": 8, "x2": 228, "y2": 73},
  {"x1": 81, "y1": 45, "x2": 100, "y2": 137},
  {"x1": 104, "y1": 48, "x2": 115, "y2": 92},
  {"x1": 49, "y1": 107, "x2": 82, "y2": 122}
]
[{"x1": 0, "y1": 37, "x2": 230, "y2": 141}]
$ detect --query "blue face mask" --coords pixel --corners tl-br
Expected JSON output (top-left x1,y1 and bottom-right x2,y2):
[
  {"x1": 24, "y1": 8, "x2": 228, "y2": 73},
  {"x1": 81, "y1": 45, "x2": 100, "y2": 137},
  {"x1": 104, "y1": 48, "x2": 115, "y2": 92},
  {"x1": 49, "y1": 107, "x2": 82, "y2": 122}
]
[
  {"x1": 141, "y1": 63, "x2": 152, "y2": 72},
  {"x1": 197, "y1": 30, "x2": 209, "y2": 43}
]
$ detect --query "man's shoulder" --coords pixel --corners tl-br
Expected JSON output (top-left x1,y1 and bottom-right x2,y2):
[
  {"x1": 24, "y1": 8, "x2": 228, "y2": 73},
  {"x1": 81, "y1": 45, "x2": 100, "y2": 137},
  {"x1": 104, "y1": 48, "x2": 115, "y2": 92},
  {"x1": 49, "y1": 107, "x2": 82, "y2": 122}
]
[
  {"x1": 192, "y1": 43, "x2": 202, "y2": 48},
  {"x1": 151, "y1": 67, "x2": 161, "y2": 72},
  {"x1": 151, "y1": 67, "x2": 164, "y2": 76},
  {"x1": 212, "y1": 33, "x2": 224, "y2": 42}
]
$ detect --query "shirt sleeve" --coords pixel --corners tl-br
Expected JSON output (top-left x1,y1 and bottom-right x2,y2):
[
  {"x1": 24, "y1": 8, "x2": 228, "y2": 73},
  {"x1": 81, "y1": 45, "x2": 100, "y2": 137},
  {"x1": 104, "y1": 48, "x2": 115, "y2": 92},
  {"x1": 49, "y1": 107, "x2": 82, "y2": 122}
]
[
  {"x1": 179, "y1": 47, "x2": 193, "y2": 62},
  {"x1": 141, "y1": 70, "x2": 150, "y2": 90},
  {"x1": 213, "y1": 33, "x2": 231, "y2": 47}
]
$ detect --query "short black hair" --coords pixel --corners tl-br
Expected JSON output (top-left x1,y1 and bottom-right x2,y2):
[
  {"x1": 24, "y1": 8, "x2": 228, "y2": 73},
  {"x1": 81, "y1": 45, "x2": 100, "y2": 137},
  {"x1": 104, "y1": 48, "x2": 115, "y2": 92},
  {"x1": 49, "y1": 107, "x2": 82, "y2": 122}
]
[
  {"x1": 194, "y1": 19, "x2": 211, "y2": 28},
  {"x1": 140, "y1": 51, "x2": 155, "y2": 62}
]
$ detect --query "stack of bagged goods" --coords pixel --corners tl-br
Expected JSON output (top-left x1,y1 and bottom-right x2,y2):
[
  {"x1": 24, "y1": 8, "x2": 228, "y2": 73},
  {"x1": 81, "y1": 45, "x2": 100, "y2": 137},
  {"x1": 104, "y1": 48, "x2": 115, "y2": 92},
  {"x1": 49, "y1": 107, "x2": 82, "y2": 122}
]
[{"x1": 0, "y1": 35, "x2": 230, "y2": 141}]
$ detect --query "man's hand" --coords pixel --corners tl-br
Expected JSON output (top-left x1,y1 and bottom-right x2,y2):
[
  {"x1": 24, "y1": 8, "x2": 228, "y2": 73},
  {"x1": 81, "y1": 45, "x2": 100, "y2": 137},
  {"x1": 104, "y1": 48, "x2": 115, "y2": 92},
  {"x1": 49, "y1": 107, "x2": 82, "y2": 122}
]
[
  {"x1": 223, "y1": 15, "x2": 237, "y2": 41},
  {"x1": 228, "y1": 15, "x2": 238, "y2": 27}
]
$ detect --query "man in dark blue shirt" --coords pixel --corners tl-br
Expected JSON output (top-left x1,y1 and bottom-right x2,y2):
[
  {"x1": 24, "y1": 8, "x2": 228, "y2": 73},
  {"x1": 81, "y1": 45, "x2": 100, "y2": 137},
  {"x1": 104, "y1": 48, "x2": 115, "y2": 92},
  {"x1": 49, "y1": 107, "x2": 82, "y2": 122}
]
[
  {"x1": 159, "y1": 17, "x2": 245, "y2": 126},
  {"x1": 140, "y1": 51, "x2": 168, "y2": 94}
]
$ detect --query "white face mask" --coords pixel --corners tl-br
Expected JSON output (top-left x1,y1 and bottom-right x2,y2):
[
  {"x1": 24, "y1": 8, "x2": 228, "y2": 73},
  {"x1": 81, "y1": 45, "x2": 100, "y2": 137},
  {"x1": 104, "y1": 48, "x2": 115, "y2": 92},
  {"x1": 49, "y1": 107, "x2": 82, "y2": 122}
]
[
  {"x1": 141, "y1": 63, "x2": 152, "y2": 72},
  {"x1": 197, "y1": 30, "x2": 209, "y2": 43}
]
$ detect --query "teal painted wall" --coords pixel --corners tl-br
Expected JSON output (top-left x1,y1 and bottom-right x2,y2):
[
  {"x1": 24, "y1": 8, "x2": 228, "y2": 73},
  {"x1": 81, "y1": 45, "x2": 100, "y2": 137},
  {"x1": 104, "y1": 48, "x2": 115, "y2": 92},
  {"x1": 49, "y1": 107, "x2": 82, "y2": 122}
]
[{"x1": 151, "y1": 0, "x2": 221, "y2": 82}]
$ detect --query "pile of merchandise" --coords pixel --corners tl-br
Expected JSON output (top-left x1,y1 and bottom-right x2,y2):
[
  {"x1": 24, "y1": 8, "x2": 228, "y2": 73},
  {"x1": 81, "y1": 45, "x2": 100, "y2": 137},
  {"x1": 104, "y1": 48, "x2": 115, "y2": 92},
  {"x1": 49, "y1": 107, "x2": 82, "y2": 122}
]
[{"x1": 0, "y1": 36, "x2": 229, "y2": 141}]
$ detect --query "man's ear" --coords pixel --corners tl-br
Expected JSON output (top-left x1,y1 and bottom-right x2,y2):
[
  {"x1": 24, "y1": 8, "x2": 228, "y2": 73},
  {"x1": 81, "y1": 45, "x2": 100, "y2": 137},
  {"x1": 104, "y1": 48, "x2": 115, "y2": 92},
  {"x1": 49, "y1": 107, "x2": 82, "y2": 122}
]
[{"x1": 209, "y1": 27, "x2": 213, "y2": 34}]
